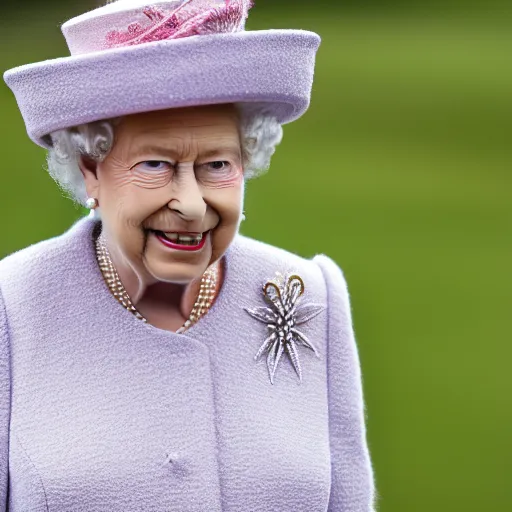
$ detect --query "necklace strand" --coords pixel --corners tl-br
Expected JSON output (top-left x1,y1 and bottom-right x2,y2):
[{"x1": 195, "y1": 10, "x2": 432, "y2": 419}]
[{"x1": 94, "y1": 233, "x2": 218, "y2": 333}]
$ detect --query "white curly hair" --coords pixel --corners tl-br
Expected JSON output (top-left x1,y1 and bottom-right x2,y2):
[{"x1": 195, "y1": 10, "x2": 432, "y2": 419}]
[{"x1": 46, "y1": 104, "x2": 283, "y2": 206}]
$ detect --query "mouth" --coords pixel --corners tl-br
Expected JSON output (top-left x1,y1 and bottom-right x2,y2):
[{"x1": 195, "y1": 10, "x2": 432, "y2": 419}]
[{"x1": 151, "y1": 230, "x2": 208, "y2": 252}]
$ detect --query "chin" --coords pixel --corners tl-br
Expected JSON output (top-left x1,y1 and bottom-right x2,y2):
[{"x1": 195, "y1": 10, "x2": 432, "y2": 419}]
[
  {"x1": 143, "y1": 230, "x2": 215, "y2": 283},
  {"x1": 147, "y1": 261, "x2": 208, "y2": 285}
]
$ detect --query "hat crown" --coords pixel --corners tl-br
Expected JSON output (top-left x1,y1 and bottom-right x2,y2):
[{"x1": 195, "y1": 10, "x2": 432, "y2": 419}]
[{"x1": 62, "y1": 0, "x2": 252, "y2": 56}]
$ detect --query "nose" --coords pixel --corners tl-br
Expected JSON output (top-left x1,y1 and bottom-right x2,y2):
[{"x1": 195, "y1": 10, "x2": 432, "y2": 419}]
[{"x1": 167, "y1": 165, "x2": 207, "y2": 221}]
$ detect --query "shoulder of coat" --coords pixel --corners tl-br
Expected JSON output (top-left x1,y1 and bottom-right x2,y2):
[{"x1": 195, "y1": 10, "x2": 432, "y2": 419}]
[
  {"x1": 0, "y1": 217, "x2": 94, "y2": 294},
  {"x1": 230, "y1": 234, "x2": 330, "y2": 302}
]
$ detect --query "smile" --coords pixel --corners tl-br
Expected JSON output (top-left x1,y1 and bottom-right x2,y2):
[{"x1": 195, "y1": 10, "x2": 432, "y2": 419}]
[{"x1": 153, "y1": 230, "x2": 208, "y2": 252}]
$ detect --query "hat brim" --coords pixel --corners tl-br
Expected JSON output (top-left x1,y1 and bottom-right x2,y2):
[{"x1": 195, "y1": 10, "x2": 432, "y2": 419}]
[{"x1": 4, "y1": 30, "x2": 321, "y2": 149}]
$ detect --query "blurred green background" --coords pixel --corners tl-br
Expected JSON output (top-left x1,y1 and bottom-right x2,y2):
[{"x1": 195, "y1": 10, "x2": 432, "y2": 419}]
[{"x1": 1, "y1": 1, "x2": 511, "y2": 511}]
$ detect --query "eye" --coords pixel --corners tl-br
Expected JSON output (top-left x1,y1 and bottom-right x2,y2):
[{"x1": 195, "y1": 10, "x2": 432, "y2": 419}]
[
  {"x1": 133, "y1": 161, "x2": 173, "y2": 172},
  {"x1": 208, "y1": 161, "x2": 230, "y2": 171}
]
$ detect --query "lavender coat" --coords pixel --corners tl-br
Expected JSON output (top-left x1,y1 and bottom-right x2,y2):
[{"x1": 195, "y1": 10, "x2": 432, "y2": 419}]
[{"x1": 0, "y1": 216, "x2": 376, "y2": 511}]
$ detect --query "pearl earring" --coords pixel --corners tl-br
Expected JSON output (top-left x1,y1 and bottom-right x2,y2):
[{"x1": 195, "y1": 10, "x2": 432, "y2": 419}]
[
  {"x1": 241, "y1": 213, "x2": 246, "y2": 221},
  {"x1": 85, "y1": 197, "x2": 99, "y2": 210}
]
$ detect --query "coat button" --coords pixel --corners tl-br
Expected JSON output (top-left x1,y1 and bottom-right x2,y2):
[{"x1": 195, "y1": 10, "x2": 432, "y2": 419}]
[{"x1": 162, "y1": 452, "x2": 190, "y2": 478}]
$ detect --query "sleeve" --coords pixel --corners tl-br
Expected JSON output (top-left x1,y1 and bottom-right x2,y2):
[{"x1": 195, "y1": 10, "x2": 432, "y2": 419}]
[
  {"x1": 0, "y1": 287, "x2": 11, "y2": 510},
  {"x1": 314, "y1": 255, "x2": 377, "y2": 512}
]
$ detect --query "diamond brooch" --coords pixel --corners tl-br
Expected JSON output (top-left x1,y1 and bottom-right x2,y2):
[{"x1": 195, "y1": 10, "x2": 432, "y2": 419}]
[{"x1": 245, "y1": 272, "x2": 325, "y2": 384}]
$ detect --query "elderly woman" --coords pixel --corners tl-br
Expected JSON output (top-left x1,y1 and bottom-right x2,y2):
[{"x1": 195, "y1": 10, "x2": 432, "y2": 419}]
[{"x1": 0, "y1": 0, "x2": 375, "y2": 511}]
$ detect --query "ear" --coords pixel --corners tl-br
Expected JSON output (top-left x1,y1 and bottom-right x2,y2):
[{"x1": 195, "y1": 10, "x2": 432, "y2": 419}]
[{"x1": 79, "y1": 155, "x2": 101, "y2": 199}]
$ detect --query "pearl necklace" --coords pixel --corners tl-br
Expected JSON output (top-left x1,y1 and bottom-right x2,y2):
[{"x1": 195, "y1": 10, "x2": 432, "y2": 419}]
[{"x1": 94, "y1": 232, "x2": 219, "y2": 333}]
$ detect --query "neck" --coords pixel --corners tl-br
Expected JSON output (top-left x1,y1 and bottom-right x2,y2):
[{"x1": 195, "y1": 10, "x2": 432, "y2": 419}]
[
  {"x1": 99, "y1": 232, "x2": 210, "y2": 325},
  {"x1": 120, "y1": 267, "x2": 203, "y2": 323}
]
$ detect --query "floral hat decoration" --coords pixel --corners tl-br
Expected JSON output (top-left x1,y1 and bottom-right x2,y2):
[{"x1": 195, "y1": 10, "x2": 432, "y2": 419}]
[{"x1": 3, "y1": 0, "x2": 321, "y2": 148}]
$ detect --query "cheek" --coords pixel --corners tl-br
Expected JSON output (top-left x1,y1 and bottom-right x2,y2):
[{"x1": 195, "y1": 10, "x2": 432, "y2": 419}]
[
  {"x1": 206, "y1": 181, "x2": 244, "y2": 261},
  {"x1": 99, "y1": 181, "x2": 160, "y2": 258},
  {"x1": 200, "y1": 167, "x2": 244, "y2": 190},
  {"x1": 99, "y1": 162, "x2": 136, "y2": 216},
  {"x1": 207, "y1": 180, "x2": 244, "y2": 223},
  {"x1": 102, "y1": 155, "x2": 168, "y2": 197},
  {"x1": 101, "y1": 164, "x2": 160, "y2": 221}
]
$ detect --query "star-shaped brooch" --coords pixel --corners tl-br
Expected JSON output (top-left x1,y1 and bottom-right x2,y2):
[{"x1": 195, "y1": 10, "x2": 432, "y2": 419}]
[{"x1": 245, "y1": 272, "x2": 325, "y2": 384}]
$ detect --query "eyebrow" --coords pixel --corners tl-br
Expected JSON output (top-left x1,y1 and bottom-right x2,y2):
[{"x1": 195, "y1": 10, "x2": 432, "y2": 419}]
[
  {"x1": 199, "y1": 146, "x2": 242, "y2": 160},
  {"x1": 130, "y1": 144, "x2": 242, "y2": 161},
  {"x1": 130, "y1": 144, "x2": 180, "y2": 160}
]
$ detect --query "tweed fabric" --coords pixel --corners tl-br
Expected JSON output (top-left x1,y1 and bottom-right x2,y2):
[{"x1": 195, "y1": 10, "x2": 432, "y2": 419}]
[
  {"x1": 3, "y1": 29, "x2": 320, "y2": 149},
  {"x1": 0, "y1": 217, "x2": 375, "y2": 511}
]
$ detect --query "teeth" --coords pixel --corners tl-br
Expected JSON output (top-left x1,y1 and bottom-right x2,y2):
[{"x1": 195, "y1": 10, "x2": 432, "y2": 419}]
[
  {"x1": 162, "y1": 232, "x2": 203, "y2": 245},
  {"x1": 177, "y1": 235, "x2": 196, "y2": 242}
]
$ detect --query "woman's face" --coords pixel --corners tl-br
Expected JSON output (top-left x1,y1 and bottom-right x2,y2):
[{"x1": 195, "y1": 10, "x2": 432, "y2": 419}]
[{"x1": 83, "y1": 104, "x2": 244, "y2": 284}]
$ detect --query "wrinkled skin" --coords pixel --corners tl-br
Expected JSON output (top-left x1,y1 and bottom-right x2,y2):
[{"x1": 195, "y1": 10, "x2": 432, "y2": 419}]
[{"x1": 81, "y1": 104, "x2": 245, "y2": 331}]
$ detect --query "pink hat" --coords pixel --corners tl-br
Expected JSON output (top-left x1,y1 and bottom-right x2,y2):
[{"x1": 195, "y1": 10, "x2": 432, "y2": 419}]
[{"x1": 3, "y1": 0, "x2": 321, "y2": 149}]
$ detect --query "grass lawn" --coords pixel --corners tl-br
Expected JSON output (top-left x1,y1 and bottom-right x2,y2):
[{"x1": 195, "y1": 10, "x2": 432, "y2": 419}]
[{"x1": 1, "y1": 5, "x2": 511, "y2": 511}]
